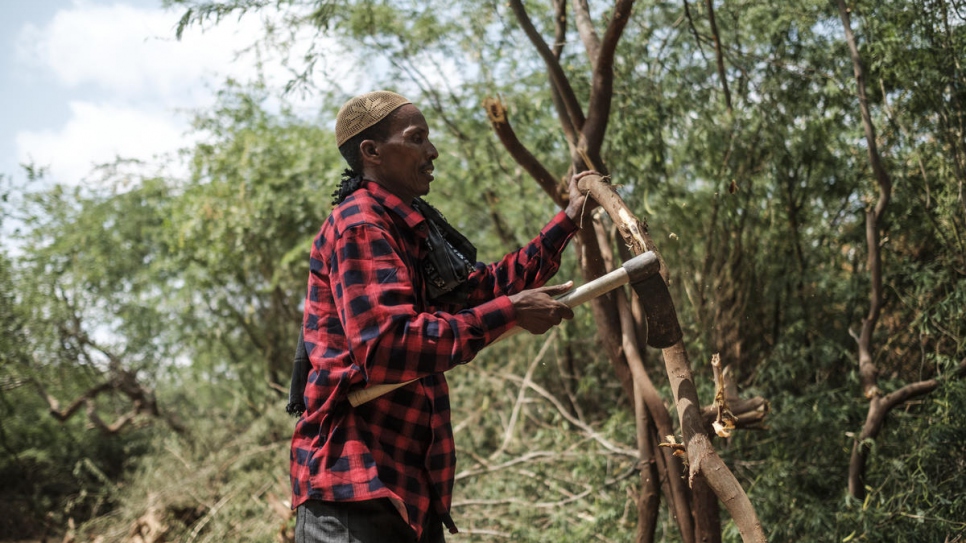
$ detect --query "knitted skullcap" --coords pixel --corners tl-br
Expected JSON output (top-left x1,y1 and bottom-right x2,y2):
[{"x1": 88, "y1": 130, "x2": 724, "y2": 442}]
[{"x1": 335, "y1": 90, "x2": 412, "y2": 147}]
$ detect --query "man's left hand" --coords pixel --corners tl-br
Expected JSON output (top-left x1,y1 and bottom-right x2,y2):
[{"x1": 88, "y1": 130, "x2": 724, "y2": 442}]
[{"x1": 564, "y1": 170, "x2": 601, "y2": 225}]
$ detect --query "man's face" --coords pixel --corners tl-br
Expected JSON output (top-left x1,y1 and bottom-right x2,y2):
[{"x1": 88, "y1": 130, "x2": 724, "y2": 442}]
[{"x1": 367, "y1": 104, "x2": 439, "y2": 203}]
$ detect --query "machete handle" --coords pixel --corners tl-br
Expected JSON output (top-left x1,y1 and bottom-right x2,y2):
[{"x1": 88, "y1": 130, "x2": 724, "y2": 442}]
[{"x1": 346, "y1": 252, "x2": 660, "y2": 407}]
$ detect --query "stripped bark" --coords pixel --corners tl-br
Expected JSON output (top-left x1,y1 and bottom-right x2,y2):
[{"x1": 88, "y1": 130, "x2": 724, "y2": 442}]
[{"x1": 666, "y1": 348, "x2": 765, "y2": 541}]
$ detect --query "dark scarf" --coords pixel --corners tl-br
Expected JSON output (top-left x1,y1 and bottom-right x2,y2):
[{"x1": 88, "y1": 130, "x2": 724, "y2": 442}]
[
  {"x1": 286, "y1": 177, "x2": 477, "y2": 417},
  {"x1": 412, "y1": 198, "x2": 477, "y2": 305}
]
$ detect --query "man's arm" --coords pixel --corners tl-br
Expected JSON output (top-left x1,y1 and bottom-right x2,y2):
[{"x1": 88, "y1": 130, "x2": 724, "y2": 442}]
[
  {"x1": 331, "y1": 222, "x2": 518, "y2": 386},
  {"x1": 464, "y1": 170, "x2": 600, "y2": 304},
  {"x1": 464, "y1": 211, "x2": 578, "y2": 304}
]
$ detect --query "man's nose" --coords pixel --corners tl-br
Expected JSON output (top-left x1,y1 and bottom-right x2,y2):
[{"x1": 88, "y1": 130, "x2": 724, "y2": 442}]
[{"x1": 427, "y1": 141, "x2": 439, "y2": 160}]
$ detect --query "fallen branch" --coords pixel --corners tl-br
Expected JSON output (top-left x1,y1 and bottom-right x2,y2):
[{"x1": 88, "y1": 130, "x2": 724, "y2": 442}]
[
  {"x1": 492, "y1": 330, "x2": 559, "y2": 458},
  {"x1": 504, "y1": 372, "x2": 638, "y2": 457}
]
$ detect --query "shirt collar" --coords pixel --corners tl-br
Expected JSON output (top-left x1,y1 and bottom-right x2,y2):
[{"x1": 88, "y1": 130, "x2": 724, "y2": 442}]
[{"x1": 361, "y1": 179, "x2": 427, "y2": 232}]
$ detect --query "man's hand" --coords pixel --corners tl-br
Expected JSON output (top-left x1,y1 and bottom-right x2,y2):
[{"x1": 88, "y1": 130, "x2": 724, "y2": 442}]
[
  {"x1": 508, "y1": 282, "x2": 575, "y2": 334},
  {"x1": 564, "y1": 170, "x2": 602, "y2": 224}
]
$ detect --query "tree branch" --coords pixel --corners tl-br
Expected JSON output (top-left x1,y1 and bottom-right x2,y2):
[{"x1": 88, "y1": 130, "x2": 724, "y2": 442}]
[
  {"x1": 836, "y1": 0, "x2": 893, "y2": 402},
  {"x1": 35, "y1": 380, "x2": 112, "y2": 422},
  {"x1": 704, "y1": 0, "x2": 733, "y2": 113},
  {"x1": 501, "y1": 372, "x2": 638, "y2": 457},
  {"x1": 848, "y1": 357, "x2": 966, "y2": 497},
  {"x1": 507, "y1": 0, "x2": 586, "y2": 131},
  {"x1": 618, "y1": 293, "x2": 695, "y2": 543},
  {"x1": 572, "y1": 0, "x2": 601, "y2": 66},
  {"x1": 583, "y1": 0, "x2": 636, "y2": 155},
  {"x1": 579, "y1": 174, "x2": 765, "y2": 542},
  {"x1": 551, "y1": 0, "x2": 580, "y2": 146},
  {"x1": 682, "y1": 0, "x2": 709, "y2": 63},
  {"x1": 483, "y1": 97, "x2": 566, "y2": 206},
  {"x1": 492, "y1": 330, "x2": 559, "y2": 458}
]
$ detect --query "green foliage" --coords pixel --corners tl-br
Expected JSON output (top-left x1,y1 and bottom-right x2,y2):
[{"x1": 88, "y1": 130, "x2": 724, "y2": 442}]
[
  {"x1": 0, "y1": 84, "x2": 338, "y2": 538},
  {"x1": 164, "y1": 84, "x2": 341, "y2": 390},
  {"x1": 76, "y1": 391, "x2": 294, "y2": 543},
  {"x1": 0, "y1": 251, "x2": 154, "y2": 538}
]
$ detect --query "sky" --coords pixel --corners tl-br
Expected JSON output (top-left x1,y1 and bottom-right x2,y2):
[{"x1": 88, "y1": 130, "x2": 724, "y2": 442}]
[{"x1": 1, "y1": 0, "x2": 362, "y2": 189}]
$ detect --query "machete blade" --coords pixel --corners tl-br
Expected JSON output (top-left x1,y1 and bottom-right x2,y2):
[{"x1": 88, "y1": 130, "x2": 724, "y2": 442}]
[{"x1": 631, "y1": 273, "x2": 683, "y2": 349}]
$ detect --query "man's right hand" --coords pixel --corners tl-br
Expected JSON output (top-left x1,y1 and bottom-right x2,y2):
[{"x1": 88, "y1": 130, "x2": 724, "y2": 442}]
[{"x1": 508, "y1": 282, "x2": 575, "y2": 334}]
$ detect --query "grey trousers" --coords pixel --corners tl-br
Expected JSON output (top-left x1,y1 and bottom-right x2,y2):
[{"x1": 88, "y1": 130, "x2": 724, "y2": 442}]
[{"x1": 295, "y1": 499, "x2": 445, "y2": 543}]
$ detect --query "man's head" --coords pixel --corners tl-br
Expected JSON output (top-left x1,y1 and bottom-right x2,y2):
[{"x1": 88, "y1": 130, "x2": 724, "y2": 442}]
[
  {"x1": 336, "y1": 90, "x2": 411, "y2": 171},
  {"x1": 335, "y1": 90, "x2": 438, "y2": 203}
]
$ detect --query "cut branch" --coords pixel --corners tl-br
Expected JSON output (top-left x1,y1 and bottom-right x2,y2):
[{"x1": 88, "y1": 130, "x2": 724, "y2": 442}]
[
  {"x1": 483, "y1": 98, "x2": 565, "y2": 206},
  {"x1": 700, "y1": 397, "x2": 769, "y2": 434},
  {"x1": 662, "y1": 344, "x2": 766, "y2": 542}
]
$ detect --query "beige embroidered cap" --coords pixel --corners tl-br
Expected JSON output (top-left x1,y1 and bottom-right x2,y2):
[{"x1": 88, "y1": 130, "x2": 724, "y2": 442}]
[{"x1": 335, "y1": 91, "x2": 412, "y2": 148}]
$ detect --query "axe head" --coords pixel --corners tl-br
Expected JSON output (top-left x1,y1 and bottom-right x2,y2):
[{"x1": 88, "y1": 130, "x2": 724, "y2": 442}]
[{"x1": 630, "y1": 272, "x2": 683, "y2": 349}]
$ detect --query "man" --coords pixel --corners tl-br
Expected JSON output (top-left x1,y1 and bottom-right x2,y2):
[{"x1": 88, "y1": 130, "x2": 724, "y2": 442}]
[{"x1": 290, "y1": 90, "x2": 596, "y2": 542}]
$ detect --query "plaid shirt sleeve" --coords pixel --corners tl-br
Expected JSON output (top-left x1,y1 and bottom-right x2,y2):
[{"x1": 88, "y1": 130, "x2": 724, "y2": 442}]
[
  {"x1": 464, "y1": 210, "x2": 579, "y2": 305},
  {"x1": 331, "y1": 222, "x2": 518, "y2": 386}
]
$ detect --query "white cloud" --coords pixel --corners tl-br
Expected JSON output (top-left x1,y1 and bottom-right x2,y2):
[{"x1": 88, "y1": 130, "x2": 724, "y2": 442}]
[
  {"x1": 9, "y1": 0, "x2": 366, "y2": 184},
  {"x1": 15, "y1": 0, "x2": 267, "y2": 102},
  {"x1": 16, "y1": 101, "x2": 190, "y2": 184},
  {"x1": 14, "y1": 0, "x2": 359, "y2": 103}
]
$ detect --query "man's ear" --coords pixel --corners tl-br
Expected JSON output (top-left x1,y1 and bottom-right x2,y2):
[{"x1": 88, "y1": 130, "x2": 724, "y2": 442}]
[{"x1": 360, "y1": 140, "x2": 380, "y2": 164}]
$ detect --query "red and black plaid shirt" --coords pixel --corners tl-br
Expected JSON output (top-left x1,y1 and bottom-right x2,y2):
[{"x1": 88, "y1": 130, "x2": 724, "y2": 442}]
[{"x1": 290, "y1": 180, "x2": 577, "y2": 539}]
